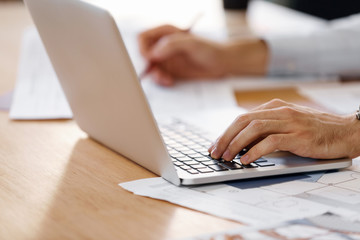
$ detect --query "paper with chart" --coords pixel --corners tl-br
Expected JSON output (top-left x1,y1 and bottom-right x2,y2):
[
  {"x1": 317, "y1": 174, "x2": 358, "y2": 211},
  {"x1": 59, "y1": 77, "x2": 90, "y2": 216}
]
[
  {"x1": 181, "y1": 212, "x2": 360, "y2": 240},
  {"x1": 120, "y1": 163, "x2": 360, "y2": 226},
  {"x1": 120, "y1": 177, "x2": 330, "y2": 226}
]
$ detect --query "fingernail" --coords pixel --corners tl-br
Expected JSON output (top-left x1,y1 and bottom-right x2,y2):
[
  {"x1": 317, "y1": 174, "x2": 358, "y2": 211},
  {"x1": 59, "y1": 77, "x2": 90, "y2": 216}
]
[
  {"x1": 222, "y1": 149, "x2": 231, "y2": 161},
  {"x1": 241, "y1": 154, "x2": 250, "y2": 164},
  {"x1": 211, "y1": 147, "x2": 220, "y2": 159}
]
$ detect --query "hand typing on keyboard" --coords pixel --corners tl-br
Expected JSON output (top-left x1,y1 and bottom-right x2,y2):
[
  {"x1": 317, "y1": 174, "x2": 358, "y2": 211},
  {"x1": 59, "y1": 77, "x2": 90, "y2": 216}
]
[
  {"x1": 160, "y1": 119, "x2": 274, "y2": 175},
  {"x1": 208, "y1": 99, "x2": 360, "y2": 165}
]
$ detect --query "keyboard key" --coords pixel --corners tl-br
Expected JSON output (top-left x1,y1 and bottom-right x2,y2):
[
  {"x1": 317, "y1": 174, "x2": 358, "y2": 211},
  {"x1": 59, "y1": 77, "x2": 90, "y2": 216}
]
[
  {"x1": 182, "y1": 131, "x2": 195, "y2": 136},
  {"x1": 208, "y1": 164, "x2": 229, "y2": 171},
  {"x1": 177, "y1": 137, "x2": 192, "y2": 144},
  {"x1": 200, "y1": 160, "x2": 220, "y2": 165},
  {"x1": 184, "y1": 160, "x2": 200, "y2": 165},
  {"x1": 187, "y1": 169, "x2": 199, "y2": 174},
  {"x1": 180, "y1": 165, "x2": 192, "y2": 170},
  {"x1": 175, "y1": 156, "x2": 192, "y2": 162},
  {"x1": 256, "y1": 162, "x2": 275, "y2": 167},
  {"x1": 194, "y1": 156, "x2": 212, "y2": 161},
  {"x1": 254, "y1": 158, "x2": 268, "y2": 163},
  {"x1": 170, "y1": 152, "x2": 185, "y2": 158},
  {"x1": 191, "y1": 146, "x2": 207, "y2": 152},
  {"x1": 219, "y1": 161, "x2": 243, "y2": 170},
  {"x1": 191, "y1": 164, "x2": 208, "y2": 169},
  {"x1": 198, "y1": 168, "x2": 214, "y2": 173},
  {"x1": 233, "y1": 159, "x2": 258, "y2": 168},
  {"x1": 180, "y1": 149, "x2": 198, "y2": 155},
  {"x1": 242, "y1": 163, "x2": 258, "y2": 168},
  {"x1": 173, "y1": 162, "x2": 184, "y2": 167},
  {"x1": 175, "y1": 146, "x2": 190, "y2": 151},
  {"x1": 187, "y1": 153, "x2": 205, "y2": 158}
]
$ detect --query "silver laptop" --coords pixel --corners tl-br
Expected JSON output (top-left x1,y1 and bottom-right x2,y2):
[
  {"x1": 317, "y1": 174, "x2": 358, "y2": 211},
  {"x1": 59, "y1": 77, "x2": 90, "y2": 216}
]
[{"x1": 24, "y1": 0, "x2": 351, "y2": 186}]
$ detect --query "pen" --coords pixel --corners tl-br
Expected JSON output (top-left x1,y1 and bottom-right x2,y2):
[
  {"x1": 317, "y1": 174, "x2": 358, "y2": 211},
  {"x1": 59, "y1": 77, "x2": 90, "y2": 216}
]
[{"x1": 139, "y1": 13, "x2": 203, "y2": 80}]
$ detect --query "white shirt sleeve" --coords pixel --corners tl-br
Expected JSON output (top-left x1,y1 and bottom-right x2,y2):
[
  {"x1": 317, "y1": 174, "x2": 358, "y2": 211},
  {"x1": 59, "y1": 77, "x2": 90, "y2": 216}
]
[{"x1": 264, "y1": 14, "x2": 360, "y2": 77}]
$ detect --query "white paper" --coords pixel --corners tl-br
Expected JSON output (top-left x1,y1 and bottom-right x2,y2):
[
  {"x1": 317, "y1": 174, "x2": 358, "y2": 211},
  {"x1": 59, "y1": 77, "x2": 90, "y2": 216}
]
[
  {"x1": 9, "y1": 28, "x2": 72, "y2": 119},
  {"x1": 180, "y1": 212, "x2": 360, "y2": 240},
  {"x1": 142, "y1": 79, "x2": 239, "y2": 118},
  {"x1": 120, "y1": 168, "x2": 360, "y2": 226},
  {"x1": 120, "y1": 177, "x2": 328, "y2": 226},
  {"x1": 0, "y1": 90, "x2": 13, "y2": 111},
  {"x1": 120, "y1": 177, "x2": 333, "y2": 225}
]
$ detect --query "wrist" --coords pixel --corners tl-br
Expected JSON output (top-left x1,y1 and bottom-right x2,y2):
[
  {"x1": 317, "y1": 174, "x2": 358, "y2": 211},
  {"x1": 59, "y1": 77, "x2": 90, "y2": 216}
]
[
  {"x1": 346, "y1": 114, "x2": 360, "y2": 158},
  {"x1": 221, "y1": 38, "x2": 268, "y2": 76}
]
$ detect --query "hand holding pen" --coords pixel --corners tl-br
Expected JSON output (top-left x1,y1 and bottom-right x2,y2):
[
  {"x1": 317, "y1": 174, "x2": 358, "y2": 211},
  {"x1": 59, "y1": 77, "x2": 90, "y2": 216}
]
[
  {"x1": 137, "y1": 13, "x2": 242, "y2": 87},
  {"x1": 139, "y1": 14, "x2": 203, "y2": 80}
]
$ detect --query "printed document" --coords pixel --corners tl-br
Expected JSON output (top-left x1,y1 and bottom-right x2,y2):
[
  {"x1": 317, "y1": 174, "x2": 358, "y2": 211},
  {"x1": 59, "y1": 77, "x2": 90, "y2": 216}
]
[
  {"x1": 120, "y1": 163, "x2": 360, "y2": 226},
  {"x1": 180, "y1": 212, "x2": 360, "y2": 240},
  {"x1": 10, "y1": 27, "x2": 236, "y2": 120},
  {"x1": 10, "y1": 28, "x2": 72, "y2": 119}
]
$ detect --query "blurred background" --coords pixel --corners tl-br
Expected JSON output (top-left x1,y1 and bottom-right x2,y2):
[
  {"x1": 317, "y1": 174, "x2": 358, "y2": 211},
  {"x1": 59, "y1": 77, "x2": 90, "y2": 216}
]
[{"x1": 224, "y1": 0, "x2": 360, "y2": 20}]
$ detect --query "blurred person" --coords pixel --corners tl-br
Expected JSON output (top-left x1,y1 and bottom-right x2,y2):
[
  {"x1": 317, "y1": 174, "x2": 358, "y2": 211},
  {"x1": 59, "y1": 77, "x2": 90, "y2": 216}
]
[{"x1": 138, "y1": 2, "x2": 360, "y2": 86}]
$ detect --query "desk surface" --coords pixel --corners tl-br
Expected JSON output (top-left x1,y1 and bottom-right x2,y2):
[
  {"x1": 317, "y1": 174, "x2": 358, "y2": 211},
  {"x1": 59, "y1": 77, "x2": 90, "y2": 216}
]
[{"x1": 0, "y1": 1, "x2": 354, "y2": 240}]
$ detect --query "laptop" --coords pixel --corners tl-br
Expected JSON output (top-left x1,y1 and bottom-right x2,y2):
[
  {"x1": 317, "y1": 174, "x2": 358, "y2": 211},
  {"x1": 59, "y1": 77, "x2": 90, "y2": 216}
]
[{"x1": 24, "y1": 0, "x2": 352, "y2": 186}]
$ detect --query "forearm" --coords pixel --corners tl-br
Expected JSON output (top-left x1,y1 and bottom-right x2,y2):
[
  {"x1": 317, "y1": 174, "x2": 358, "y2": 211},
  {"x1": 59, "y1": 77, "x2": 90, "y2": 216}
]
[{"x1": 221, "y1": 38, "x2": 268, "y2": 76}]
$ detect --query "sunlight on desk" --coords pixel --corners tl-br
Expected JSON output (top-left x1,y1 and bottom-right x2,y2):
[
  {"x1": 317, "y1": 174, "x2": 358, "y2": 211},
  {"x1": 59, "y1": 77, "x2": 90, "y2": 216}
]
[{"x1": 0, "y1": 118, "x2": 83, "y2": 239}]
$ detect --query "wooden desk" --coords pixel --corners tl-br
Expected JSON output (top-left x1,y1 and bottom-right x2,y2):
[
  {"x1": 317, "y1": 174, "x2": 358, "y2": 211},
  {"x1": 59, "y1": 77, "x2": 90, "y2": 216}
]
[{"x1": 0, "y1": 1, "x2": 242, "y2": 240}]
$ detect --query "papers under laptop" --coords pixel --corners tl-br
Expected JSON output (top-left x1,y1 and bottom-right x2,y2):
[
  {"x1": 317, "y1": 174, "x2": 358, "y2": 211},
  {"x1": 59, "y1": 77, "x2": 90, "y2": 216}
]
[
  {"x1": 10, "y1": 27, "x2": 236, "y2": 120},
  {"x1": 24, "y1": 0, "x2": 351, "y2": 186}
]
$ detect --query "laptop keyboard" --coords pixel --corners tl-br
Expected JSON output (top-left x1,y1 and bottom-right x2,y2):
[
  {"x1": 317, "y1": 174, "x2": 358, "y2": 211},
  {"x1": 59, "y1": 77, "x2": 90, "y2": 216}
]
[{"x1": 159, "y1": 120, "x2": 275, "y2": 175}]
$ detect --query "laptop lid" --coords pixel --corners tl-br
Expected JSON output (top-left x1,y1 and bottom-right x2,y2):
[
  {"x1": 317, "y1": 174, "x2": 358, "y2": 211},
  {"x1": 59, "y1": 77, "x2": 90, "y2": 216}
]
[{"x1": 24, "y1": 0, "x2": 180, "y2": 185}]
